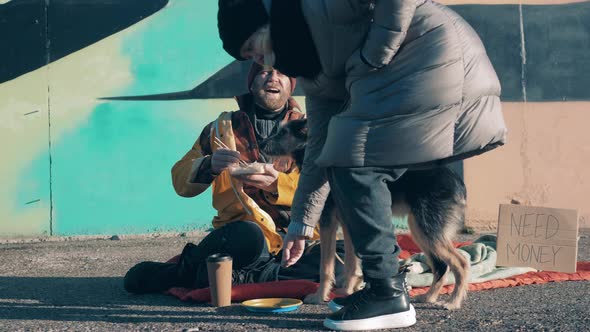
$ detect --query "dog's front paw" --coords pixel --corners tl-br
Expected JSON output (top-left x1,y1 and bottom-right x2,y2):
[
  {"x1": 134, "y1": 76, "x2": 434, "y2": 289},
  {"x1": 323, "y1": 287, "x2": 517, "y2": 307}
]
[
  {"x1": 414, "y1": 294, "x2": 437, "y2": 304},
  {"x1": 335, "y1": 280, "x2": 364, "y2": 296},
  {"x1": 439, "y1": 301, "x2": 461, "y2": 310},
  {"x1": 333, "y1": 287, "x2": 354, "y2": 296},
  {"x1": 304, "y1": 291, "x2": 328, "y2": 304}
]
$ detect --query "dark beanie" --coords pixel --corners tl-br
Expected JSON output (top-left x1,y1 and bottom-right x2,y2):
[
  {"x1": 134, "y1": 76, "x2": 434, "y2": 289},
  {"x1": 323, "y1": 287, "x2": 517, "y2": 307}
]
[
  {"x1": 218, "y1": 0, "x2": 269, "y2": 60},
  {"x1": 247, "y1": 62, "x2": 297, "y2": 93}
]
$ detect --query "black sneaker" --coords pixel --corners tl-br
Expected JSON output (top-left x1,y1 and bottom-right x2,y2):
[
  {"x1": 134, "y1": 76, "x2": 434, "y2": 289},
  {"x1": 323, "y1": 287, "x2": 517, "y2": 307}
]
[
  {"x1": 329, "y1": 265, "x2": 412, "y2": 312},
  {"x1": 323, "y1": 273, "x2": 416, "y2": 331},
  {"x1": 328, "y1": 284, "x2": 370, "y2": 313},
  {"x1": 123, "y1": 261, "x2": 180, "y2": 294}
]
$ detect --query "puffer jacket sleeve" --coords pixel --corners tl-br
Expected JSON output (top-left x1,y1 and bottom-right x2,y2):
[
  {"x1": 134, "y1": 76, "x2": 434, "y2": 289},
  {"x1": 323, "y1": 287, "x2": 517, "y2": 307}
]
[
  {"x1": 317, "y1": 0, "x2": 371, "y2": 23},
  {"x1": 288, "y1": 95, "x2": 344, "y2": 238},
  {"x1": 361, "y1": 0, "x2": 417, "y2": 68},
  {"x1": 317, "y1": 0, "x2": 417, "y2": 68}
]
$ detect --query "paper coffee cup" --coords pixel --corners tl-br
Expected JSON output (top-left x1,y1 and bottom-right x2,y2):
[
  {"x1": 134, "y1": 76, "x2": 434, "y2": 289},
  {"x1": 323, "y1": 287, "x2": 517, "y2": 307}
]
[{"x1": 206, "y1": 253, "x2": 233, "y2": 307}]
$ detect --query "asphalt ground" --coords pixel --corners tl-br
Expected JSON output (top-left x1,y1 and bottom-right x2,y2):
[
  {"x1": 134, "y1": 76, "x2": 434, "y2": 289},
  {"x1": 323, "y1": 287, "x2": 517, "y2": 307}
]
[{"x1": 0, "y1": 230, "x2": 588, "y2": 332}]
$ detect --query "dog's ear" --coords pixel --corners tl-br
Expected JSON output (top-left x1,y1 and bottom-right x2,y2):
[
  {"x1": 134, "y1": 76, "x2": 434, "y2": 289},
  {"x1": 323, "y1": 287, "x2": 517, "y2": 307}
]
[{"x1": 291, "y1": 119, "x2": 308, "y2": 138}]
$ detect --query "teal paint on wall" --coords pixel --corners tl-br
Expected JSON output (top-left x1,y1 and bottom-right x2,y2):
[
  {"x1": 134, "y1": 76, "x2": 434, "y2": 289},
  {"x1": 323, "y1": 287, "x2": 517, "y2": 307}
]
[
  {"x1": 50, "y1": 100, "x2": 221, "y2": 235},
  {"x1": 121, "y1": 0, "x2": 233, "y2": 93},
  {"x1": 16, "y1": 0, "x2": 239, "y2": 235}
]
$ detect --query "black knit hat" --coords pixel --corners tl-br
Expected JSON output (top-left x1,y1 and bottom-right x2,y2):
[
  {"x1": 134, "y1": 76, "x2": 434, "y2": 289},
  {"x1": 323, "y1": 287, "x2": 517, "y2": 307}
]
[{"x1": 218, "y1": 0, "x2": 269, "y2": 61}]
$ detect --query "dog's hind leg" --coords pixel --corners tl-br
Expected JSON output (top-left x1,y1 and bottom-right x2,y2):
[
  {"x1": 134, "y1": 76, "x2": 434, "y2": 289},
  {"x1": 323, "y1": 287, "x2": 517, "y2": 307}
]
[
  {"x1": 411, "y1": 210, "x2": 470, "y2": 309},
  {"x1": 415, "y1": 238, "x2": 469, "y2": 310},
  {"x1": 435, "y1": 192, "x2": 470, "y2": 310},
  {"x1": 404, "y1": 167, "x2": 470, "y2": 310},
  {"x1": 304, "y1": 210, "x2": 338, "y2": 304},
  {"x1": 441, "y1": 241, "x2": 470, "y2": 310},
  {"x1": 407, "y1": 213, "x2": 449, "y2": 304},
  {"x1": 336, "y1": 216, "x2": 364, "y2": 295}
]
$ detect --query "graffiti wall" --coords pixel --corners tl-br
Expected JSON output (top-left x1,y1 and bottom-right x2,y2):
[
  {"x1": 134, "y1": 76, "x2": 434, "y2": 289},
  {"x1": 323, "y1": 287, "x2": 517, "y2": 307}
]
[{"x1": 1, "y1": 0, "x2": 589, "y2": 237}]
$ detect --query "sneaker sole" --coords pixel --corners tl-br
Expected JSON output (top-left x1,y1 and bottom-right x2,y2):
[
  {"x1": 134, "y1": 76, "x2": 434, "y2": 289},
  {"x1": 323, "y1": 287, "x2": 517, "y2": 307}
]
[
  {"x1": 323, "y1": 304, "x2": 417, "y2": 331},
  {"x1": 328, "y1": 300, "x2": 344, "y2": 313}
]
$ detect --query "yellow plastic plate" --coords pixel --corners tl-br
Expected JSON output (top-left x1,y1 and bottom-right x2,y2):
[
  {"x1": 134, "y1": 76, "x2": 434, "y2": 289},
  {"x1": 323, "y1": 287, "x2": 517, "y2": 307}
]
[{"x1": 241, "y1": 298, "x2": 303, "y2": 313}]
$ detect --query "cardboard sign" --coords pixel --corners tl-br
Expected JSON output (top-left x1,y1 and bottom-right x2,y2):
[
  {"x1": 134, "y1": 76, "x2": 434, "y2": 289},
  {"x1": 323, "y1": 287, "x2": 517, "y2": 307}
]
[{"x1": 496, "y1": 204, "x2": 579, "y2": 273}]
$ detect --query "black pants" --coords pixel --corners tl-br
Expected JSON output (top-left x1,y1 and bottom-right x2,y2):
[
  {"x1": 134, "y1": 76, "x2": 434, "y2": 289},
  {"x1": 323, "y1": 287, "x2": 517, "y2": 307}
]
[
  {"x1": 124, "y1": 221, "x2": 344, "y2": 294},
  {"x1": 327, "y1": 166, "x2": 406, "y2": 280}
]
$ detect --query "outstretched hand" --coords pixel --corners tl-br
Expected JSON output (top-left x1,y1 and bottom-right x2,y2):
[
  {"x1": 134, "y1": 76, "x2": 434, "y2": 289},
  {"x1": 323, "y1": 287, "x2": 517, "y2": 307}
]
[{"x1": 281, "y1": 232, "x2": 306, "y2": 267}]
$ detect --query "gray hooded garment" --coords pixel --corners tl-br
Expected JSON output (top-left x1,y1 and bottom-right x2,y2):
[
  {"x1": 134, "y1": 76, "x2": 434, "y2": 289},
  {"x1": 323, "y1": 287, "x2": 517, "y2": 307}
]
[{"x1": 276, "y1": 0, "x2": 508, "y2": 237}]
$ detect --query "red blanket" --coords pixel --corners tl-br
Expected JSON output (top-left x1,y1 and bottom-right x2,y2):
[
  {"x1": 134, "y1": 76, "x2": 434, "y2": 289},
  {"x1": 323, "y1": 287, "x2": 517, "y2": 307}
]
[{"x1": 167, "y1": 234, "x2": 590, "y2": 303}]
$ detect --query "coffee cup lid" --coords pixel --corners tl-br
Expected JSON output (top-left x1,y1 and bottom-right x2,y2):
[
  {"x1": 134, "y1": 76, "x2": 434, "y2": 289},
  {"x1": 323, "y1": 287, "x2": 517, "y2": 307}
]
[{"x1": 207, "y1": 253, "x2": 232, "y2": 263}]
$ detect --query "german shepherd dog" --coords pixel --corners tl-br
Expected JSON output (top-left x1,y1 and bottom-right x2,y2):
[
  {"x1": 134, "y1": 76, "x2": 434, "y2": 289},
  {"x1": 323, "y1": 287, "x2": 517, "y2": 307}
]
[{"x1": 260, "y1": 119, "x2": 470, "y2": 310}]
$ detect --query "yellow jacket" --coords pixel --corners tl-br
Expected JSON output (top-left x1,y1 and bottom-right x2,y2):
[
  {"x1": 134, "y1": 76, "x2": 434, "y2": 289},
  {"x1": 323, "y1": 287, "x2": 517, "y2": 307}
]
[{"x1": 171, "y1": 98, "x2": 318, "y2": 255}]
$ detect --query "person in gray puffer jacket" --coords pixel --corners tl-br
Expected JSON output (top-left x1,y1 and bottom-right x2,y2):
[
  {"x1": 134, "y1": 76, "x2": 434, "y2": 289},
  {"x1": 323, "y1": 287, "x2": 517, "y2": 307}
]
[{"x1": 217, "y1": 0, "x2": 507, "y2": 330}]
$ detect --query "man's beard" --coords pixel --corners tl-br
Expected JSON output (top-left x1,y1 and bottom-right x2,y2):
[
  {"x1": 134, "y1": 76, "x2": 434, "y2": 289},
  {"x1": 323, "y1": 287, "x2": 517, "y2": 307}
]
[{"x1": 253, "y1": 90, "x2": 290, "y2": 111}]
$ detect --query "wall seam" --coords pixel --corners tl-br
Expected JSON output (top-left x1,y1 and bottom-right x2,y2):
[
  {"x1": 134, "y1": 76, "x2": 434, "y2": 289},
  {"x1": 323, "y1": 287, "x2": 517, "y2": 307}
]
[{"x1": 45, "y1": 0, "x2": 54, "y2": 236}]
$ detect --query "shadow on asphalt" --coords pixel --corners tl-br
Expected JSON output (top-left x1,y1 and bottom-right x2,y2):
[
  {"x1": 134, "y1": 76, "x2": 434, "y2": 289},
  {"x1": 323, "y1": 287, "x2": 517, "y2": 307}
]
[
  {"x1": 0, "y1": 276, "x2": 184, "y2": 307},
  {"x1": 0, "y1": 276, "x2": 326, "y2": 326}
]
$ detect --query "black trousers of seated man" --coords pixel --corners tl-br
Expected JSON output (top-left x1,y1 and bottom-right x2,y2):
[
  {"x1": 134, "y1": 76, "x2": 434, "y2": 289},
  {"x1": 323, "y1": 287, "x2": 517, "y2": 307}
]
[{"x1": 124, "y1": 221, "x2": 345, "y2": 294}]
